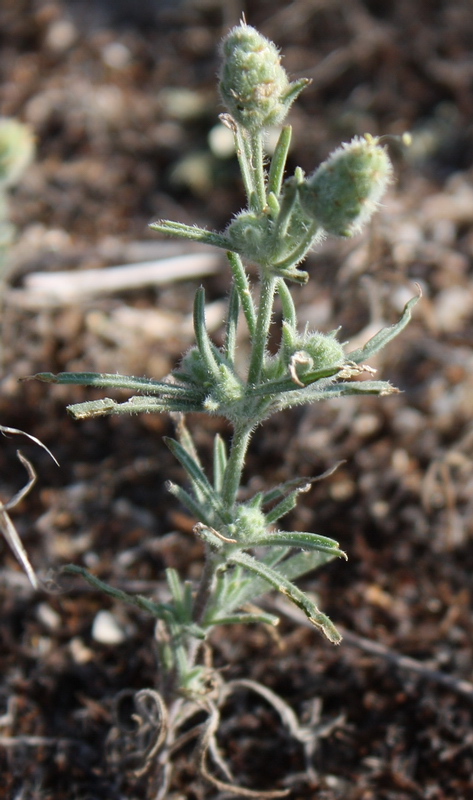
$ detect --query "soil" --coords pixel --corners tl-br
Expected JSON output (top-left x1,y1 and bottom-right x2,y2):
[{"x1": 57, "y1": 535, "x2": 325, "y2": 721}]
[{"x1": 1, "y1": 1, "x2": 473, "y2": 798}]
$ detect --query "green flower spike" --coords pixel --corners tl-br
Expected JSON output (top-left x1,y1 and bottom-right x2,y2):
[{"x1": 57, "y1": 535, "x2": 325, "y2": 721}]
[
  {"x1": 219, "y1": 22, "x2": 308, "y2": 133},
  {"x1": 299, "y1": 134, "x2": 393, "y2": 237}
]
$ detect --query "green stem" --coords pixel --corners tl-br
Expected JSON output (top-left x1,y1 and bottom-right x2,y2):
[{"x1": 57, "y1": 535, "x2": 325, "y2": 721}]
[
  {"x1": 221, "y1": 422, "x2": 253, "y2": 507},
  {"x1": 235, "y1": 126, "x2": 257, "y2": 207},
  {"x1": 226, "y1": 251, "x2": 256, "y2": 337},
  {"x1": 247, "y1": 271, "x2": 277, "y2": 387},
  {"x1": 249, "y1": 130, "x2": 266, "y2": 211},
  {"x1": 192, "y1": 548, "x2": 218, "y2": 625}
]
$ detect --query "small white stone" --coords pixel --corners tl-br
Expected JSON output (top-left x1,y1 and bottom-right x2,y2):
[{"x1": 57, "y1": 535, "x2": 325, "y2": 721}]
[
  {"x1": 37, "y1": 602, "x2": 61, "y2": 631},
  {"x1": 102, "y1": 42, "x2": 131, "y2": 70},
  {"x1": 70, "y1": 637, "x2": 94, "y2": 664},
  {"x1": 45, "y1": 20, "x2": 77, "y2": 51},
  {"x1": 91, "y1": 610, "x2": 126, "y2": 645},
  {"x1": 208, "y1": 123, "x2": 235, "y2": 159}
]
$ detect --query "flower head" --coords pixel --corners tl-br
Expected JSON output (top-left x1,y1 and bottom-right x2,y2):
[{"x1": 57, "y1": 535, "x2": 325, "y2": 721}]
[
  {"x1": 219, "y1": 23, "x2": 308, "y2": 132},
  {"x1": 299, "y1": 134, "x2": 393, "y2": 237}
]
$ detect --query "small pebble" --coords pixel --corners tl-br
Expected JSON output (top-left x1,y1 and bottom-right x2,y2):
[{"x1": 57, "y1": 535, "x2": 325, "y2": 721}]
[
  {"x1": 70, "y1": 637, "x2": 94, "y2": 664},
  {"x1": 101, "y1": 42, "x2": 131, "y2": 70},
  {"x1": 37, "y1": 602, "x2": 61, "y2": 631},
  {"x1": 91, "y1": 610, "x2": 126, "y2": 645}
]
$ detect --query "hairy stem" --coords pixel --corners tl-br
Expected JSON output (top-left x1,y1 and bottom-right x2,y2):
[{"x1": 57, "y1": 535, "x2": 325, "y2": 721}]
[
  {"x1": 192, "y1": 548, "x2": 218, "y2": 626},
  {"x1": 249, "y1": 130, "x2": 266, "y2": 211},
  {"x1": 221, "y1": 422, "x2": 254, "y2": 508},
  {"x1": 235, "y1": 125, "x2": 257, "y2": 207},
  {"x1": 247, "y1": 271, "x2": 277, "y2": 387}
]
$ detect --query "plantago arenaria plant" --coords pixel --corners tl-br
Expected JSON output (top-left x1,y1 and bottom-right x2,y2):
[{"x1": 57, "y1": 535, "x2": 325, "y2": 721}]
[{"x1": 33, "y1": 22, "x2": 418, "y2": 798}]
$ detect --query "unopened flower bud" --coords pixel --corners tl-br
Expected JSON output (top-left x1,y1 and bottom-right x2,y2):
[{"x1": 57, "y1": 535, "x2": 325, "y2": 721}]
[
  {"x1": 301, "y1": 332, "x2": 345, "y2": 368},
  {"x1": 233, "y1": 503, "x2": 267, "y2": 542},
  {"x1": 281, "y1": 324, "x2": 345, "y2": 379},
  {"x1": 225, "y1": 211, "x2": 270, "y2": 263},
  {"x1": 0, "y1": 118, "x2": 35, "y2": 188},
  {"x1": 299, "y1": 134, "x2": 393, "y2": 237},
  {"x1": 219, "y1": 23, "x2": 307, "y2": 132}
]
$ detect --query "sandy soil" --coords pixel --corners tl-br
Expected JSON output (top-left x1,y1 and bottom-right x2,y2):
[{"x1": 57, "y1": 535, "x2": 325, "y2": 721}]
[{"x1": 1, "y1": 1, "x2": 473, "y2": 798}]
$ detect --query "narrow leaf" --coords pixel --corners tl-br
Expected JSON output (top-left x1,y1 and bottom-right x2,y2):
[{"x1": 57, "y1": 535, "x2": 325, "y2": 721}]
[
  {"x1": 164, "y1": 437, "x2": 226, "y2": 521},
  {"x1": 228, "y1": 551, "x2": 342, "y2": 644},
  {"x1": 245, "y1": 530, "x2": 347, "y2": 560},
  {"x1": 63, "y1": 564, "x2": 172, "y2": 619},
  {"x1": 29, "y1": 371, "x2": 197, "y2": 398},
  {"x1": 224, "y1": 284, "x2": 240, "y2": 363},
  {"x1": 265, "y1": 490, "x2": 305, "y2": 525},
  {"x1": 347, "y1": 291, "x2": 420, "y2": 364},
  {"x1": 277, "y1": 379, "x2": 400, "y2": 411},
  {"x1": 174, "y1": 414, "x2": 202, "y2": 467},
  {"x1": 67, "y1": 395, "x2": 202, "y2": 420},
  {"x1": 166, "y1": 567, "x2": 184, "y2": 607},
  {"x1": 213, "y1": 434, "x2": 227, "y2": 494},
  {"x1": 226, "y1": 251, "x2": 256, "y2": 337},
  {"x1": 251, "y1": 363, "x2": 342, "y2": 396},
  {"x1": 165, "y1": 568, "x2": 194, "y2": 623},
  {"x1": 276, "y1": 549, "x2": 341, "y2": 581},
  {"x1": 193, "y1": 287, "x2": 221, "y2": 382},
  {"x1": 276, "y1": 278, "x2": 297, "y2": 328},
  {"x1": 268, "y1": 126, "x2": 292, "y2": 197},
  {"x1": 149, "y1": 219, "x2": 230, "y2": 250},
  {"x1": 262, "y1": 477, "x2": 312, "y2": 506},
  {"x1": 166, "y1": 481, "x2": 213, "y2": 528},
  {"x1": 206, "y1": 611, "x2": 279, "y2": 627},
  {"x1": 263, "y1": 461, "x2": 344, "y2": 524}
]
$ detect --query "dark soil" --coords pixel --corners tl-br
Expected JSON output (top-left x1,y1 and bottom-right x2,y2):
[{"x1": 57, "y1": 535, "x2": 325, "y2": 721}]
[{"x1": 1, "y1": 1, "x2": 473, "y2": 798}]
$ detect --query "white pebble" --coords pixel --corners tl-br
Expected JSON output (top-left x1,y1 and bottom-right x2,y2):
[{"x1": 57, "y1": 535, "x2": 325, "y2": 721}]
[{"x1": 91, "y1": 610, "x2": 126, "y2": 645}]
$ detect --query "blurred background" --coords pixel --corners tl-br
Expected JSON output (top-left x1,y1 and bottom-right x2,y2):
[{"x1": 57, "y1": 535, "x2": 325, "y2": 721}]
[{"x1": 1, "y1": 1, "x2": 473, "y2": 798}]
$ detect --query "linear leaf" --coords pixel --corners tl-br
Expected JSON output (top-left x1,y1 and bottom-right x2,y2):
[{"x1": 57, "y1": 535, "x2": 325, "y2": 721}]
[
  {"x1": 276, "y1": 277, "x2": 297, "y2": 327},
  {"x1": 164, "y1": 437, "x2": 226, "y2": 521},
  {"x1": 250, "y1": 363, "x2": 342, "y2": 396},
  {"x1": 30, "y1": 371, "x2": 199, "y2": 398},
  {"x1": 245, "y1": 530, "x2": 347, "y2": 559},
  {"x1": 276, "y1": 549, "x2": 341, "y2": 581},
  {"x1": 268, "y1": 126, "x2": 292, "y2": 197},
  {"x1": 263, "y1": 463, "x2": 344, "y2": 509},
  {"x1": 166, "y1": 481, "x2": 213, "y2": 528},
  {"x1": 63, "y1": 565, "x2": 172, "y2": 619},
  {"x1": 347, "y1": 291, "x2": 420, "y2": 364},
  {"x1": 149, "y1": 219, "x2": 230, "y2": 250},
  {"x1": 174, "y1": 414, "x2": 202, "y2": 467},
  {"x1": 206, "y1": 611, "x2": 279, "y2": 627},
  {"x1": 67, "y1": 395, "x2": 202, "y2": 420},
  {"x1": 193, "y1": 287, "x2": 221, "y2": 382},
  {"x1": 265, "y1": 490, "x2": 307, "y2": 525},
  {"x1": 277, "y1": 379, "x2": 400, "y2": 412},
  {"x1": 213, "y1": 434, "x2": 227, "y2": 494},
  {"x1": 228, "y1": 551, "x2": 341, "y2": 643},
  {"x1": 224, "y1": 284, "x2": 239, "y2": 363},
  {"x1": 226, "y1": 251, "x2": 256, "y2": 336}
]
